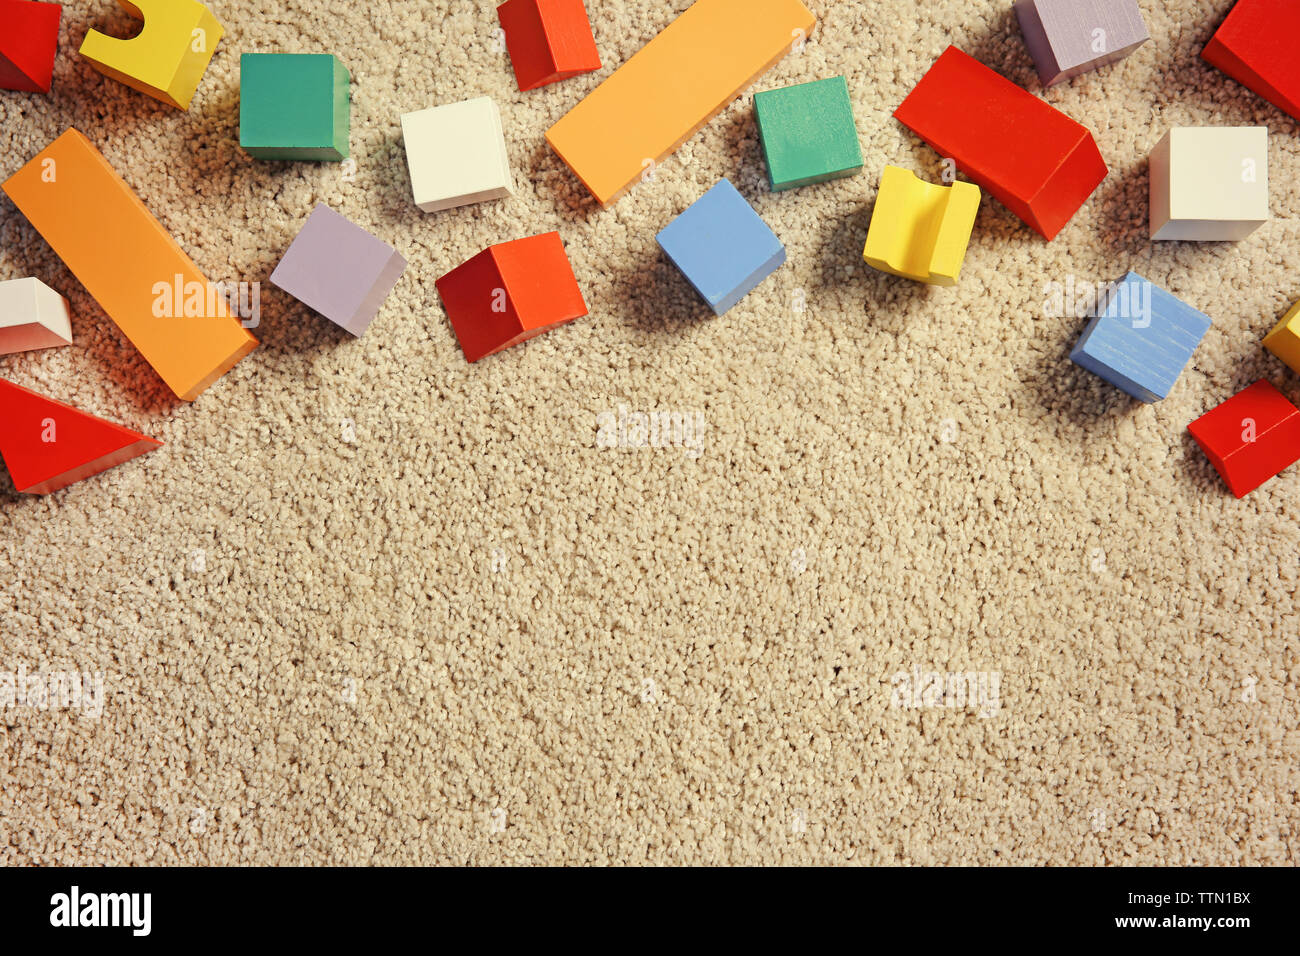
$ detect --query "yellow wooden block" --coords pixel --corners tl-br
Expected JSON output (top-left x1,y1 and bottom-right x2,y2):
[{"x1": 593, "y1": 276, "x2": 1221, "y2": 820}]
[
  {"x1": 79, "y1": 0, "x2": 223, "y2": 110},
  {"x1": 863, "y1": 166, "x2": 981, "y2": 286},
  {"x1": 1264, "y1": 300, "x2": 1300, "y2": 375}
]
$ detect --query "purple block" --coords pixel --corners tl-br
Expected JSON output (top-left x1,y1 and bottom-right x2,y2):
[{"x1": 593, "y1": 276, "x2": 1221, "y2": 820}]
[{"x1": 270, "y1": 204, "x2": 407, "y2": 336}]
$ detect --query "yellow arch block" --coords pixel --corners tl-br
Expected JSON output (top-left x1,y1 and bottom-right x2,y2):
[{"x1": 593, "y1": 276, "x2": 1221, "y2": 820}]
[
  {"x1": 863, "y1": 166, "x2": 981, "y2": 286},
  {"x1": 79, "y1": 0, "x2": 223, "y2": 110}
]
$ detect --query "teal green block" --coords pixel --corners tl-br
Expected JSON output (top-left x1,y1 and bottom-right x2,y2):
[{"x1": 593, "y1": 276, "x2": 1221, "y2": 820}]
[
  {"x1": 754, "y1": 76, "x2": 863, "y2": 191},
  {"x1": 240, "y1": 54, "x2": 350, "y2": 161}
]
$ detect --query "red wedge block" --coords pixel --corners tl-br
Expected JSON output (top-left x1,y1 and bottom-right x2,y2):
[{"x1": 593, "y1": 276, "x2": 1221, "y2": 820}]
[
  {"x1": 0, "y1": 0, "x2": 61, "y2": 93},
  {"x1": 498, "y1": 0, "x2": 600, "y2": 92},
  {"x1": 1202, "y1": 0, "x2": 1300, "y2": 122},
  {"x1": 894, "y1": 46, "x2": 1107, "y2": 241},
  {"x1": 0, "y1": 379, "x2": 161, "y2": 494}
]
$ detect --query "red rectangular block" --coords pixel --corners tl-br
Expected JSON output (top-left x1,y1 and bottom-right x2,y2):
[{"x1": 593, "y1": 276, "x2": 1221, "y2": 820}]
[
  {"x1": 894, "y1": 45, "x2": 1107, "y2": 241},
  {"x1": 0, "y1": 0, "x2": 61, "y2": 93},
  {"x1": 1202, "y1": 0, "x2": 1300, "y2": 122},
  {"x1": 1188, "y1": 380, "x2": 1300, "y2": 498}
]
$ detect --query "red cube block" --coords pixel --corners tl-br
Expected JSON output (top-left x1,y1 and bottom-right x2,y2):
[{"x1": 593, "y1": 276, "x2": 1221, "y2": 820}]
[
  {"x1": 497, "y1": 0, "x2": 600, "y2": 92},
  {"x1": 1202, "y1": 0, "x2": 1300, "y2": 122},
  {"x1": 893, "y1": 45, "x2": 1107, "y2": 241},
  {"x1": 436, "y1": 231, "x2": 588, "y2": 363},
  {"x1": 1188, "y1": 380, "x2": 1300, "y2": 498},
  {"x1": 0, "y1": 0, "x2": 61, "y2": 93}
]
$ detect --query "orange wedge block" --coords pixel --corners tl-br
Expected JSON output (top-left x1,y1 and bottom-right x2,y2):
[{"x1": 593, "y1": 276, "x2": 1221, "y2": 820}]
[
  {"x1": 2, "y1": 129, "x2": 257, "y2": 401},
  {"x1": 546, "y1": 0, "x2": 816, "y2": 206}
]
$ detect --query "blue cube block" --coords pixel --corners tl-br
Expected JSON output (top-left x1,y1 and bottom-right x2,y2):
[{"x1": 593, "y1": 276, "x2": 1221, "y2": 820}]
[
  {"x1": 1069, "y1": 272, "x2": 1211, "y2": 403},
  {"x1": 656, "y1": 179, "x2": 786, "y2": 316}
]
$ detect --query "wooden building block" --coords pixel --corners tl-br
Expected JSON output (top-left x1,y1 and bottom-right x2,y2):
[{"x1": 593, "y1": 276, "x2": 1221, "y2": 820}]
[
  {"x1": 0, "y1": 0, "x2": 61, "y2": 93},
  {"x1": 240, "y1": 54, "x2": 350, "y2": 161},
  {"x1": 1014, "y1": 0, "x2": 1149, "y2": 87},
  {"x1": 79, "y1": 0, "x2": 222, "y2": 110},
  {"x1": 1202, "y1": 0, "x2": 1300, "y2": 123},
  {"x1": 1149, "y1": 127, "x2": 1268, "y2": 241},
  {"x1": 862, "y1": 166, "x2": 980, "y2": 286},
  {"x1": 269, "y1": 204, "x2": 407, "y2": 337},
  {"x1": 754, "y1": 76, "x2": 863, "y2": 191},
  {"x1": 2, "y1": 129, "x2": 257, "y2": 401},
  {"x1": 0, "y1": 276, "x2": 72, "y2": 354},
  {"x1": 893, "y1": 46, "x2": 1107, "y2": 241},
  {"x1": 400, "y1": 97, "x2": 513, "y2": 212},
  {"x1": 436, "y1": 231, "x2": 587, "y2": 363},
  {"x1": 1069, "y1": 272, "x2": 1211, "y2": 403},
  {"x1": 0, "y1": 379, "x2": 160, "y2": 494},
  {"x1": 1263, "y1": 299, "x2": 1300, "y2": 375},
  {"x1": 546, "y1": 0, "x2": 816, "y2": 207},
  {"x1": 1189, "y1": 380, "x2": 1300, "y2": 497},
  {"x1": 656, "y1": 179, "x2": 785, "y2": 316},
  {"x1": 497, "y1": 0, "x2": 600, "y2": 92}
]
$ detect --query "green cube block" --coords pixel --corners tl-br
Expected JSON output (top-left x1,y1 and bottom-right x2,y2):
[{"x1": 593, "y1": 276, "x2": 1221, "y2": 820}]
[
  {"x1": 754, "y1": 76, "x2": 863, "y2": 191},
  {"x1": 240, "y1": 54, "x2": 351, "y2": 161}
]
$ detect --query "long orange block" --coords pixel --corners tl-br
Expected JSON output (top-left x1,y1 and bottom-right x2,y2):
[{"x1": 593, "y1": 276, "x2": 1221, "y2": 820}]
[
  {"x1": 2, "y1": 129, "x2": 257, "y2": 401},
  {"x1": 546, "y1": 0, "x2": 816, "y2": 206}
]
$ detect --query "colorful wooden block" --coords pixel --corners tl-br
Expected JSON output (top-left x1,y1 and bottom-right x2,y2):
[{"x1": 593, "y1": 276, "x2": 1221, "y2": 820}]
[
  {"x1": 497, "y1": 0, "x2": 600, "y2": 92},
  {"x1": 1149, "y1": 127, "x2": 1268, "y2": 241},
  {"x1": 239, "y1": 54, "x2": 350, "y2": 161},
  {"x1": 435, "y1": 231, "x2": 586, "y2": 363},
  {"x1": 862, "y1": 166, "x2": 980, "y2": 286},
  {"x1": 754, "y1": 76, "x2": 863, "y2": 191},
  {"x1": 400, "y1": 97, "x2": 513, "y2": 213},
  {"x1": 269, "y1": 205, "x2": 406, "y2": 337},
  {"x1": 1014, "y1": 0, "x2": 1149, "y2": 87},
  {"x1": 79, "y1": 0, "x2": 222, "y2": 110},
  {"x1": 893, "y1": 46, "x2": 1107, "y2": 241},
  {"x1": 1068, "y1": 272, "x2": 1211, "y2": 403},
  {"x1": 1203, "y1": 0, "x2": 1300, "y2": 123},
  {"x1": 546, "y1": 0, "x2": 815, "y2": 207},
  {"x1": 0, "y1": 277, "x2": 71, "y2": 354},
  {"x1": 0, "y1": 379, "x2": 160, "y2": 494},
  {"x1": 1263, "y1": 299, "x2": 1300, "y2": 375},
  {"x1": 0, "y1": 0, "x2": 61, "y2": 93},
  {"x1": 2, "y1": 129, "x2": 257, "y2": 401},
  {"x1": 657, "y1": 179, "x2": 785, "y2": 316},
  {"x1": 1189, "y1": 380, "x2": 1300, "y2": 497}
]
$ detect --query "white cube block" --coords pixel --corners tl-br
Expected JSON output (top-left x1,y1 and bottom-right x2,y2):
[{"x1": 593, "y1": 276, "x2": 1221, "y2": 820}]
[
  {"x1": 401, "y1": 97, "x2": 514, "y2": 213},
  {"x1": 0, "y1": 277, "x2": 72, "y2": 355},
  {"x1": 1150, "y1": 127, "x2": 1269, "y2": 241}
]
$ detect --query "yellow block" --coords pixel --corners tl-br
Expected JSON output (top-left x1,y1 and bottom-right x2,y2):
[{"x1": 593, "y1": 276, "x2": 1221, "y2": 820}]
[
  {"x1": 863, "y1": 166, "x2": 981, "y2": 286},
  {"x1": 1264, "y1": 300, "x2": 1300, "y2": 375},
  {"x1": 546, "y1": 0, "x2": 816, "y2": 207},
  {"x1": 79, "y1": 0, "x2": 223, "y2": 110}
]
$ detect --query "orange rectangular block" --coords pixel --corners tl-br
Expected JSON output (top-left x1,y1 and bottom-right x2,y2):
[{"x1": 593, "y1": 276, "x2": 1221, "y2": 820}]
[
  {"x1": 546, "y1": 0, "x2": 816, "y2": 206},
  {"x1": 2, "y1": 129, "x2": 257, "y2": 400}
]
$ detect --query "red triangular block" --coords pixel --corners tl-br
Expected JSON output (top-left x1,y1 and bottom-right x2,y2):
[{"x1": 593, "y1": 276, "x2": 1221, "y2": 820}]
[
  {"x1": 0, "y1": 379, "x2": 161, "y2": 494},
  {"x1": 0, "y1": 1, "x2": 62, "y2": 94}
]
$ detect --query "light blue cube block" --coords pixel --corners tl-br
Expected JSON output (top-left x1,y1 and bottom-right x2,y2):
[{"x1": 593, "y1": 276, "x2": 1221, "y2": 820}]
[
  {"x1": 656, "y1": 179, "x2": 786, "y2": 316},
  {"x1": 1069, "y1": 271, "x2": 1211, "y2": 403}
]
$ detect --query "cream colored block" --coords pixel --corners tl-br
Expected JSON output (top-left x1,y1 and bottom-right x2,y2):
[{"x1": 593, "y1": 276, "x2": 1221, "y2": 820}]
[
  {"x1": 400, "y1": 97, "x2": 514, "y2": 213},
  {"x1": 1150, "y1": 127, "x2": 1268, "y2": 241},
  {"x1": 0, "y1": 276, "x2": 72, "y2": 355}
]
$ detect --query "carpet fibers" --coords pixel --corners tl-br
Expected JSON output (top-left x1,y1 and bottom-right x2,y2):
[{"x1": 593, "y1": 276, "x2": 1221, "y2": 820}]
[{"x1": 1, "y1": 0, "x2": 1298, "y2": 865}]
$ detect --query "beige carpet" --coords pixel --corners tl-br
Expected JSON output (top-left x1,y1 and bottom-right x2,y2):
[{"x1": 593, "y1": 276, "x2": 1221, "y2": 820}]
[{"x1": 1, "y1": 0, "x2": 1298, "y2": 865}]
